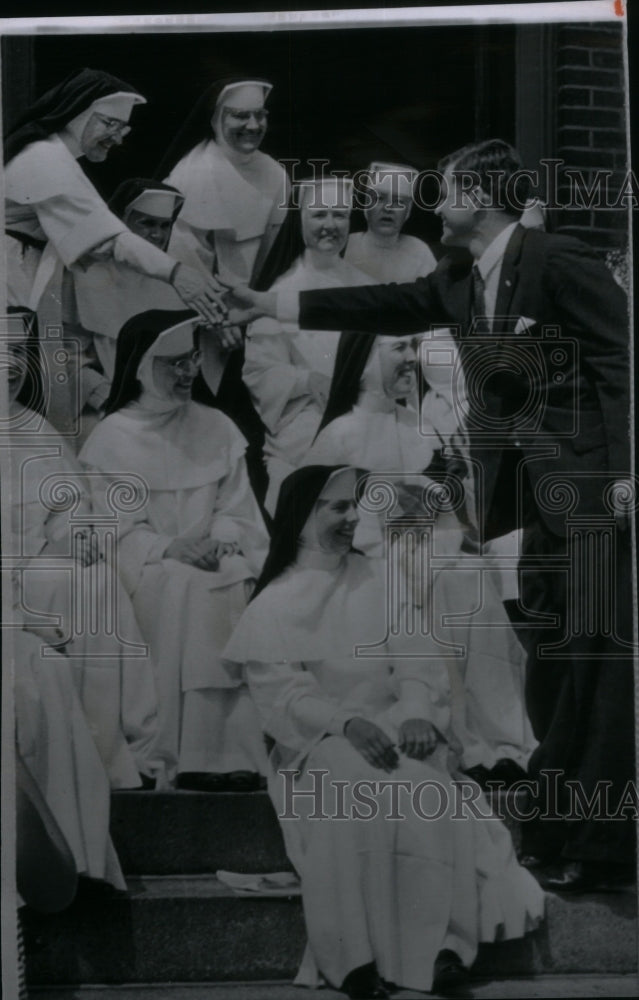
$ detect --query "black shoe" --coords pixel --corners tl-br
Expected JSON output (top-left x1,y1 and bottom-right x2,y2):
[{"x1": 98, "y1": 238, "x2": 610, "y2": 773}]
[
  {"x1": 488, "y1": 758, "x2": 528, "y2": 787},
  {"x1": 341, "y1": 962, "x2": 390, "y2": 999},
  {"x1": 542, "y1": 860, "x2": 635, "y2": 894},
  {"x1": 138, "y1": 772, "x2": 156, "y2": 790},
  {"x1": 75, "y1": 875, "x2": 128, "y2": 902},
  {"x1": 519, "y1": 853, "x2": 554, "y2": 871},
  {"x1": 176, "y1": 772, "x2": 229, "y2": 792},
  {"x1": 432, "y1": 949, "x2": 470, "y2": 994}
]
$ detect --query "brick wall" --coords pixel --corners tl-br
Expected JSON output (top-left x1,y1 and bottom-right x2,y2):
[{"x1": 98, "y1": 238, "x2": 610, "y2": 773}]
[{"x1": 554, "y1": 22, "x2": 629, "y2": 260}]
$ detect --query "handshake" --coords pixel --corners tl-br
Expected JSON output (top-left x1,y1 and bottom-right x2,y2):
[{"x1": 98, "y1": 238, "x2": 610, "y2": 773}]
[{"x1": 205, "y1": 284, "x2": 277, "y2": 330}]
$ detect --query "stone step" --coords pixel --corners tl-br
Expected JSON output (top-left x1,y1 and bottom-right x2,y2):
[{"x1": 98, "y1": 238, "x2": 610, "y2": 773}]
[
  {"x1": 24, "y1": 875, "x2": 637, "y2": 987},
  {"x1": 110, "y1": 791, "x2": 292, "y2": 876},
  {"x1": 110, "y1": 788, "x2": 524, "y2": 876},
  {"x1": 26, "y1": 974, "x2": 639, "y2": 999}
]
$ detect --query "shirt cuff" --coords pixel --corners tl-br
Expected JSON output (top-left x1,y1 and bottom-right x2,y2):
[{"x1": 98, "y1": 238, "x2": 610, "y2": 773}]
[
  {"x1": 326, "y1": 706, "x2": 357, "y2": 737},
  {"x1": 276, "y1": 289, "x2": 300, "y2": 327}
]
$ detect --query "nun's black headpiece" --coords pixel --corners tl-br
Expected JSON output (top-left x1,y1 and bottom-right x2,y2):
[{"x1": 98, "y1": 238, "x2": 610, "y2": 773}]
[
  {"x1": 156, "y1": 75, "x2": 273, "y2": 181},
  {"x1": 104, "y1": 308, "x2": 198, "y2": 416},
  {"x1": 108, "y1": 178, "x2": 184, "y2": 222},
  {"x1": 252, "y1": 177, "x2": 353, "y2": 292},
  {"x1": 314, "y1": 331, "x2": 379, "y2": 438},
  {"x1": 250, "y1": 464, "x2": 352, "y2": 601},
  {"x1": 4, "y1": 67, "x2": 143, "y2": 164}
]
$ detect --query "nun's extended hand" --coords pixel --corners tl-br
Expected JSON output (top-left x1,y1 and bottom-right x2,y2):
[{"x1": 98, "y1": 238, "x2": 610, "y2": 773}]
[
  {"x1": 171, "y1": 263, "x2": 229, "y2": 327},
  {"x1": 163, "y1": 536, "x2": 238, "y2": 570},
  {"x1": 45, "y1": 532, "x2": 100, "y2": 567},
  {"x1": 344, "y1": 717, "x2": 399, "y2": 773},
  {"x1": 398, "y1": 718, "x2": 440, "y2": 760},
  {"x1": 224, "y1": 285, "x2": 278, "y2": 326},
  {"x1": 202, "y1": 322, "x2": 244, "y2": 352}
]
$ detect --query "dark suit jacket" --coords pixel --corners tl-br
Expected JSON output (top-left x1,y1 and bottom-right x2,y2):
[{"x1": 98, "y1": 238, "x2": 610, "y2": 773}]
[{"x1": 298, "y1": 225, "x2": 630, "y2": 538}]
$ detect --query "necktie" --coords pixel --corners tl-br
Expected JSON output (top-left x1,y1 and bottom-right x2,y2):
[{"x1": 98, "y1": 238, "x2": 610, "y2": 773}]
[{"x1": 471, "y1": 264, "x2": 490, "y2": 335}]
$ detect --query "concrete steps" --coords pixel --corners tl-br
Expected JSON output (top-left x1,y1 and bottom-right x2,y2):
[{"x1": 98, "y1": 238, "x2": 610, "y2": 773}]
[
  {"x1": 24, "y1": 789, "x2": 637, "y2": 989},
  {"x1": 110, "y1": 791, "x2": 292, "y2": 875},
  {"x1": 27, "y1": 974, "x2": 639, "y2": 999},
  {"x1": 110, "y1": 788, "x2": 525, "y2": 876},
  {"x1": 23, "y1": 874, "x2": 637, "y2": 987}
]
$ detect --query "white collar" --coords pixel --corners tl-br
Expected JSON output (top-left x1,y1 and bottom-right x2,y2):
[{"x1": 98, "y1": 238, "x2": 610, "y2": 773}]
[{"x1": 476, "y1": 221, "x2": 518, "y2": 282}]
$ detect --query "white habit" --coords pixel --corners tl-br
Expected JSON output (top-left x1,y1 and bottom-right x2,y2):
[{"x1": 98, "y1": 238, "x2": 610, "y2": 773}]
[
  {"x1": 224, "y1": 548, "x2": 545, "y2": 993},
  {"x1": 244, "y1": 253, "x2": 370, "y2": 512},
  {"x1": 80, "y1": 401, "x2": 270, "y2": 783},
  {"x1": 9, "y1": 405, "x2": 161, "y2": 789}
]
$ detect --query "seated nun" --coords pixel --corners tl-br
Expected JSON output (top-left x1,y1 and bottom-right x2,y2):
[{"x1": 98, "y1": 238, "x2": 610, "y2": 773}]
[
  {"x1": 80, "y1": 310, "x2": 270, "y2": 791},
  {"x1": 6, "y1": 310, "x2": 161, "y2": 790},
  {"x1": 307, "y1": 331, "x2": 536, "y2": 785},
  {"x1": 13, "y1": 602, "x2": 126, "y2": 896},
  {"x1": 243, "y1": 176, "x2": 370, "y2": 513},
  {"x1": 71, "y1": 178, "x2": 186, "y2": 384},
  {"x1": 345, "y1": 162, "x2": 437, "y2": 282},
  {"x1": 223, "y1": 465, "x2": 545, "y2": 999}
]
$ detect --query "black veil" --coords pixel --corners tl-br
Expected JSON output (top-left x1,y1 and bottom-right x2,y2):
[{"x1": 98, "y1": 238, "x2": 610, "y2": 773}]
[
  {"x1": 155, "y1": 75, "x2": 273, "y2": 181},
  {"x1": 4, "y1": 68, "x2": 143, "y2": 164},
  {"x1": 103, "y1": 308, "x2": 198, "y2": 416},
  {"x1": 108, "y1": 178, "x2": 184, "y2": 221},
  {"x1": 250, "y1": 464, "x2": 352, "y2": 601}
]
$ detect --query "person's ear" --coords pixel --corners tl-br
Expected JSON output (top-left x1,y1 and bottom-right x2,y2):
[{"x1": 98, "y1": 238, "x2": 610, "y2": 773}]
[{"x1": 471, "y1": 185, "x2": 491, "y2": 210}]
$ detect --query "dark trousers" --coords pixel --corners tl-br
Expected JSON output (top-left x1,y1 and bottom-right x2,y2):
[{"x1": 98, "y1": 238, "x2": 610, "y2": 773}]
[{"x1": 518, "y1": 506, "x2": 636, "y2": 865}]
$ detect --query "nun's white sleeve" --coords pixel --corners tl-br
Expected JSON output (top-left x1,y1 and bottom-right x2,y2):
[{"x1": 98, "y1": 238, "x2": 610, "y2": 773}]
[
  {"x1": 243, "y1": 321, "x2": 312, "y2": 434},
  {"x1": 78, "y1": 464, "x2": 173, "y2": 594},
  {"x1": 6, "y1": 141, "x2": 173, "y2": 281},
  {"x1": 21, "y1": 182, "x2": 176, "y2": 281},
  {"x1": 245, "y1": 660, "x2": 354, "y2": 753},
  {"x1": 304, "y1": 422, "x2": 354, "y2": 467},
  {"x1": 385, "y1": 656, "x2": 452, "y2": 735}
]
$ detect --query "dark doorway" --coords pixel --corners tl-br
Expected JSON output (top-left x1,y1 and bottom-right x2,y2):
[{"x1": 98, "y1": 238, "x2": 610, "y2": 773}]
[{"x1": 3, "y1": 23, "x2": 516, "y2": 247}]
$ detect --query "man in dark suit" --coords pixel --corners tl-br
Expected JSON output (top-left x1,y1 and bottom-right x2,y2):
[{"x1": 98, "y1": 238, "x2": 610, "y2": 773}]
[{"x1": 232, "y1": 139, "x2": 635, "y2": 891}]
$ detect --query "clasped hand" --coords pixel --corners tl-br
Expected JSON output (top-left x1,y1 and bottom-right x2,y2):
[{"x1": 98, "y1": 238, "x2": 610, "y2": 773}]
[
  {"x1": 344, "y1": 716, "x2": 440, "y2": 772},
  {"x1": 164, "y1": 536, "x2": 238, "y2": 570},
  {"x1": 45, "y1": 532, "x2": 100, "y2": 567}
]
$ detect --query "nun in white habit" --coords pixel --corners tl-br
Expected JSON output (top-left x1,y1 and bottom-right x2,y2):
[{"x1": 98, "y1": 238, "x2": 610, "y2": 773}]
[
  {"x1": 72, "y1": 179, "x2": 187, "y2": 381},
  {"x1": 345, "y1": 162, "x2": 437, "y2": 283},
  {"x1": 5, "y1": 312, "x2": 161, "y2": 791},
  {"x1": 307, "y1": 332, "x2": 536, "y2": 781},
  {"x1": 80, "y1": 310, "x2": 270, "y2": 790},
  {"x1": 4, "y1": 68, "x2": 225, "y2": 323},
  {"x1": 13, "y1": 619, "x2": 126, "y2": 893},
  {"x1": 161, "y1": 77, "x2": 289, "y2": 289},
  {"x1": 243, "y1": 177, "x2": 370, "y2": 513},
  {"x1": 223, "y1": 465, "x2": 545, "y2": 998}
]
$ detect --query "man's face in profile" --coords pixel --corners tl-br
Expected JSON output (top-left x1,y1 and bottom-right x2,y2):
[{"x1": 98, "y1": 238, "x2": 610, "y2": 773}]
[{"x1": 435, "y1": 167, "x2": 481, "y2": 248}]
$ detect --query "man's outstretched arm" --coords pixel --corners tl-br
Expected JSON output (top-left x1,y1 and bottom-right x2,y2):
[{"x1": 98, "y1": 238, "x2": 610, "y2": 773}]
[{"x1": 228, "y1": 273, "x2": 442, "y2": 334}]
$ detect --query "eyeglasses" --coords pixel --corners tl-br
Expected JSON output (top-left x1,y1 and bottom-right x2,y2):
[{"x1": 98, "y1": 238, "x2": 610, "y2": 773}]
[
  {"x1": 222, "y1": 107, "x2": 269, "y2": 124},
  {"x1": 94, "y1": 112, "x2": 132, "y2": 137},
  {"x1": 156, "y1": 349, "x2": 202, "y2": 375}
]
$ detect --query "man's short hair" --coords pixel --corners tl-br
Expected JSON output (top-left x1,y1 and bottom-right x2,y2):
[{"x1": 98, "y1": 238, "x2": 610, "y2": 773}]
[{"x1": 438, "y1": 139, "x2": 530, "y2": 217}]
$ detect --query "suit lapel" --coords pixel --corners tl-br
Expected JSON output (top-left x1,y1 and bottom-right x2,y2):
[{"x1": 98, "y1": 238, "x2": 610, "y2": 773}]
[{"x1": 492, "y1": 224, "x2": 526, "y2": 335}]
